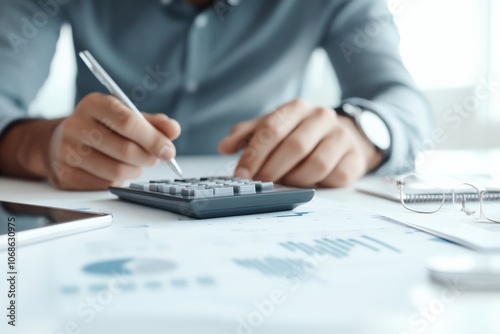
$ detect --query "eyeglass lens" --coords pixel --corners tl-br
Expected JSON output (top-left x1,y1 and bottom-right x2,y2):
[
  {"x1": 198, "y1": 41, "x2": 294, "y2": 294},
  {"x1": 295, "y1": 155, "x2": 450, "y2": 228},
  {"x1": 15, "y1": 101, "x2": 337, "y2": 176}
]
[
  {"x1": 481, "y1": 191, "x2": 500, "y2": 222},
  {"x1": 451, "y1": 185, "x2": 481, "y2": 219},
  {"x1": 400, "y1": 174, "x2": 451, "y2": 213}
]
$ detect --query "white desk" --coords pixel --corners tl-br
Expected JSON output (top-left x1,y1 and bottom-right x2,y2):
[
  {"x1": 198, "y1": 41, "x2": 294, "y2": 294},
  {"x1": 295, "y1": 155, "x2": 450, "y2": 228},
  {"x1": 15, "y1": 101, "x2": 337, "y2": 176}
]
[{"x1": 1, "y1": 155, "x2": 499, "y2": 334}]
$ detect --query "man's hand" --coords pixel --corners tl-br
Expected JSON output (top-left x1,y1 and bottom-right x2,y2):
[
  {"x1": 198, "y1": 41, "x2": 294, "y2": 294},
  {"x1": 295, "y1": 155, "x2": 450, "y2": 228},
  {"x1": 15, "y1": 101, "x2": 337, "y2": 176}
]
[
  {"x1": 46, "y1": 93, "x2": 181, "y2": 190},
  {"x1": 0, "y1": 93, "x2": 181, "y2": 190},
  {"x1": 219, "y1": 99, "x2": 383, "y2": 188}
]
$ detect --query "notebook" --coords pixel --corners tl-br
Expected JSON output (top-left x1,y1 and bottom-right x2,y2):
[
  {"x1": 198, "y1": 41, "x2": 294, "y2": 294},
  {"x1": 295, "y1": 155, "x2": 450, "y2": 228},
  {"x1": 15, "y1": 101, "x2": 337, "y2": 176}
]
[
  {"x1": 355, "y1": 174, "x2": 500, "y2": 203},
  {"x1": 355, "y1": 176, "x2": 403, "y2": 202}
]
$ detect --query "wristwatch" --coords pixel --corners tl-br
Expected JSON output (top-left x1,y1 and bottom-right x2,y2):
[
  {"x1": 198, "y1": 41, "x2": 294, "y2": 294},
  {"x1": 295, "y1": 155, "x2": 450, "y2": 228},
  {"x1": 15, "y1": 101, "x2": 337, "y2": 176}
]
[{"x1": 335, "y1": 103, "x2": 392, "y2": 160}]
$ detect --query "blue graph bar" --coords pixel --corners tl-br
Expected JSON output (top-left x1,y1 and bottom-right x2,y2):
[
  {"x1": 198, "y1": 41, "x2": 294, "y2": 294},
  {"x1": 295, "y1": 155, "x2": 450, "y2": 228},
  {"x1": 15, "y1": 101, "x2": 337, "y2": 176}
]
[
  {"x1": 335, "y1": 239, "x2": 356, "y2": 248},
  {"x1": 324, "y1": 238, "x2": 352, "y2": 254},
  {"x1": 362, "y1": 235, "x2": 401, "y2": 253},
  {"x1": 279, "y1": 242, "x2": 296, "y2": 252},
  {"x1": 278, "y1": 235, "x2": 401, "y2": 258},
  {"x1": 233, "y1": 257, "x2": 310, "y2": 277},
  {"x1": 348, "y1": 238, "x2": 380, "y2": 252},
  {"x1": 315, "y1": 239, "x2": 346, "y2": 257}
]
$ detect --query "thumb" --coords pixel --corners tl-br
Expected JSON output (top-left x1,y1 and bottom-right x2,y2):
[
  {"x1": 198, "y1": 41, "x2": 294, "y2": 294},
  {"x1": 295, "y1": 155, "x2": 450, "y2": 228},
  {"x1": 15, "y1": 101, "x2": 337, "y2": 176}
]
[{"x1": 218, "y1": 118, "x2": 259, "y2": 154}]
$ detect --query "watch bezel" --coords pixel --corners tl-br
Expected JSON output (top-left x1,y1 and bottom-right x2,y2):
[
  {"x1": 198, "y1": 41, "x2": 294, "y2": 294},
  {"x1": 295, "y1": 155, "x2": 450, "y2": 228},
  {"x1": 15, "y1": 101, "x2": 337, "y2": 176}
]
[{"x1": 336, "y1": 103, "x2": 392, "y2": 154}]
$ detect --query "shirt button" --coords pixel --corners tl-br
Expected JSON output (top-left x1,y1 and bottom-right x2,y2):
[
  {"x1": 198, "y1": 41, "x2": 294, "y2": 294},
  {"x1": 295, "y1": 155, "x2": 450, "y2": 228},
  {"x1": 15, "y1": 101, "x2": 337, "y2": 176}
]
[
  {"x1": 195, "y1": 14, "x2": 208, "y2": 28},
  {"x1": 185, "y1": 81, "x2": 199, "y2": 93},
  {"x1": 160, "y1": 0, "x2": 172, "y2": 5}
]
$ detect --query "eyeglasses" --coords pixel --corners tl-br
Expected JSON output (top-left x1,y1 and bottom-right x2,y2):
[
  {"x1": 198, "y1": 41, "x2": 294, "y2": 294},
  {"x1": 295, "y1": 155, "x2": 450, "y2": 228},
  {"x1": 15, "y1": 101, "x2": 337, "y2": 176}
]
[{"x1": 396, "y1": 174, "x2": 500, "y2": 223}]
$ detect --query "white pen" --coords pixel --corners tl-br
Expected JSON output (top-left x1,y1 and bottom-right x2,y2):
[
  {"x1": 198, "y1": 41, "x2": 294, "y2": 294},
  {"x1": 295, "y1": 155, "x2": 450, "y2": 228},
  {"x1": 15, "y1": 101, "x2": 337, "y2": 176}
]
[{"x1": 78, "y1": 50, "x2": 183, "y2": 178}]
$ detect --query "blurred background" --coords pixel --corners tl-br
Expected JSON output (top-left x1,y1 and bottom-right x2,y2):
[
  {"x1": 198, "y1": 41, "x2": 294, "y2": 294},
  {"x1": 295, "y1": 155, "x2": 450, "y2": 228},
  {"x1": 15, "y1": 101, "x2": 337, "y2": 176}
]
[{"x1": 29, "y1": 0, "x2": 499, "y2": 151}]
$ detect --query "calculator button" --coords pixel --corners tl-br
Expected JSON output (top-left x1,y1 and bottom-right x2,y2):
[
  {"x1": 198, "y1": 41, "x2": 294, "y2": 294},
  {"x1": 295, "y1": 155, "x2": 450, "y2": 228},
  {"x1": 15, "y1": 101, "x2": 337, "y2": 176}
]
[
  {"x1": 199, "y1": 181, "x2": 218, "y2": 186},
  {"x1": 156, "y1": 184, "x2": 174, "y2": 193},
  {"x1": 230, "y1": 184, "x2": 256, "y2": 194},
  {"x1": 181, "y1": 187, "x2": 214, "y2": 198},
  {"x1": 256, "y1": 182, "x2": 274, "y2": 191},
  {"x1": 212, "y1": 186, "x2": 234, "y2": 196},
  {"x1": 149, "y1": 183, "x2": 160, "y2": 192},
  {"x1": 130, "y1": 182, "x2": 151, "y2": 190},
  {"x1": 224, "y1": 181, "x2": 242, "y2": 186},
  {"x1": 169, "y1": 186, "x2": 183, "y2": 195},
  {"x1": 236, "y1": 179, "x2": 254, "y2": 183},
  {"x1": 172, "y1": 182, "x2": 192, "y2": 186}
]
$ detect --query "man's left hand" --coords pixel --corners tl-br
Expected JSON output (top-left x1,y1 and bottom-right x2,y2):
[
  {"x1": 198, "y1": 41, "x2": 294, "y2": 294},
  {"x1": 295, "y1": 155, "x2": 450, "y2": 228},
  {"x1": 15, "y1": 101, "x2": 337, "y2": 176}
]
[{"x1": 219, "y1": 99, "x2": 383, "y2": 188}]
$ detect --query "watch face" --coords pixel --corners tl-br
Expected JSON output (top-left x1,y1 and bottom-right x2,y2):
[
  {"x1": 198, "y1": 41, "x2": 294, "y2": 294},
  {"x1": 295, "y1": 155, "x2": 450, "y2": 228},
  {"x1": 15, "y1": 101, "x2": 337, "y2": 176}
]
[{"x1": 359, "y1": 111, "x2": 391, "y2": 151}]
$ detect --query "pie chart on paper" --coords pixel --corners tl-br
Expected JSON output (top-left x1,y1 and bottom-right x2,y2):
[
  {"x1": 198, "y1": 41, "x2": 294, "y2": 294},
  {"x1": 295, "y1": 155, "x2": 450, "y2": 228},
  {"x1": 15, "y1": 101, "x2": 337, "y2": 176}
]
[{"x1": 82, "y1": 258, "x2": 177, "y2": 276}]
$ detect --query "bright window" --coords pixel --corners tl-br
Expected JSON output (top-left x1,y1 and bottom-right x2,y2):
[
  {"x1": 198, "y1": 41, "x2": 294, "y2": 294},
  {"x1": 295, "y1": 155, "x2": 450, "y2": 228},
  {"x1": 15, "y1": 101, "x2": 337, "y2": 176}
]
[
  {"x1": 394, "y1": 0, "x2": 500, "y2": 131},
  {"x1": 394, "y1": 0, "x2": 490, "y2": 90},
  {"x1": 490, "y1": 0, "x2": 500, "y2": 120}
]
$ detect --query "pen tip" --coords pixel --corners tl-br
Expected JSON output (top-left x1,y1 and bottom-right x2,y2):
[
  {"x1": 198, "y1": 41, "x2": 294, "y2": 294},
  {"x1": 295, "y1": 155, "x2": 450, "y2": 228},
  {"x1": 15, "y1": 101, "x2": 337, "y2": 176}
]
[{"x1": 167, "y1": 159, "x2": 183, "y2": 178}]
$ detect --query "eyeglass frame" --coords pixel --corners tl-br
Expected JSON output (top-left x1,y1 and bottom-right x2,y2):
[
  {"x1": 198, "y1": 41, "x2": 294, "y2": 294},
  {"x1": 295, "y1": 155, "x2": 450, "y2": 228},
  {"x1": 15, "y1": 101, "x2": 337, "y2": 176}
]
[{"x1": 396, "y1": 173, "x2": 500, "y2": 223}]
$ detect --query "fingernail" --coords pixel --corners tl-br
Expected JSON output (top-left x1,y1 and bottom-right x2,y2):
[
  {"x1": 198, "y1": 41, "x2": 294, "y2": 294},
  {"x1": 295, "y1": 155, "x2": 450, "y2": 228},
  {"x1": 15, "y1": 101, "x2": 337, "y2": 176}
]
[
  {"x1": 159, "y1": 146, "x2": 172, "y2": 161},
  {"x1": 234, "y1": 167, "x2": 250, "y2": 179}
]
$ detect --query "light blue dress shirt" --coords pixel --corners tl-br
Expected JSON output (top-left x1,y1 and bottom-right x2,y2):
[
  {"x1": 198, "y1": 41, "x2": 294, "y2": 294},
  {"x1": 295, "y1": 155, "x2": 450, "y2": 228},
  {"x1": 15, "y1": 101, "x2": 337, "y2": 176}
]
[{"x1": 0, "y1": 0, "x2": 433, "y2": 174}]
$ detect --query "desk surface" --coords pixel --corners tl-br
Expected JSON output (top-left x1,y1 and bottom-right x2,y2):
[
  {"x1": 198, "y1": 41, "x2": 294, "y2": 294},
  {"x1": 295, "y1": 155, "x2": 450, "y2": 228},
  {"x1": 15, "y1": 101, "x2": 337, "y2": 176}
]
[{"x1": 1, "y1": 155, "x2": 499, "y2": 334}]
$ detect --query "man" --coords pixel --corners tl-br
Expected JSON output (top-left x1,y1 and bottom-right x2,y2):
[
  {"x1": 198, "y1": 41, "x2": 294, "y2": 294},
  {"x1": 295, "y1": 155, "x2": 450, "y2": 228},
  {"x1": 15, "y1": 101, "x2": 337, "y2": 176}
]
[{"x1": 0, "y1": 0, "x2": 432, "y2": 190}]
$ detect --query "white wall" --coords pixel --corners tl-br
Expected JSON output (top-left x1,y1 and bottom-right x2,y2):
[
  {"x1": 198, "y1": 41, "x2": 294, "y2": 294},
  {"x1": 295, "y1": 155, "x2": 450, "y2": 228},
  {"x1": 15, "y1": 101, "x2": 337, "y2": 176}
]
[
  {"x1": 28, "y1": 24, "x2": 76, "y2": 118},
  {"x1": 394, "y1": 0, "x2": 499, "y2": 150}
]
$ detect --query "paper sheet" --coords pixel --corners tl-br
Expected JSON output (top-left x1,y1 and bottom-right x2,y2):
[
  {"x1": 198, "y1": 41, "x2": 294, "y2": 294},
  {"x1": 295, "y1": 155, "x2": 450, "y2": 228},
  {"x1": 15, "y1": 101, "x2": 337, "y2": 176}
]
[
  {"x1": 9, "y1": 197, "x2": 469, "y2": 334},
  {"x1": 383, "y1": 207, "x2": 500, "y2": 251}
]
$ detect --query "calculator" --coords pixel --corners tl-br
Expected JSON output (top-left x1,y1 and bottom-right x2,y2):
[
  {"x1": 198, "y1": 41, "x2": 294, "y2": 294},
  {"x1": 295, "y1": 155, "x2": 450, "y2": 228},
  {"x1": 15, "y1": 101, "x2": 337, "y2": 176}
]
[{"x1": 109, "y1": 177, "x2": 315, "y2": 219}]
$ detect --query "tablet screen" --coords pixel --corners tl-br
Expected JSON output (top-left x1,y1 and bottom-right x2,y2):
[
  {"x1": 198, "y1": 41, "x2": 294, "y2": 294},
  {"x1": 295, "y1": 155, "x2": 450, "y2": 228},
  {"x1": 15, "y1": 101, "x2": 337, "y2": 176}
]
[
  {"x1": 0, "y1": 201, "x2": 113, "y2": 250},
  {"x1": 0, "y1": 201, "x2": 109, "y2": 235}
]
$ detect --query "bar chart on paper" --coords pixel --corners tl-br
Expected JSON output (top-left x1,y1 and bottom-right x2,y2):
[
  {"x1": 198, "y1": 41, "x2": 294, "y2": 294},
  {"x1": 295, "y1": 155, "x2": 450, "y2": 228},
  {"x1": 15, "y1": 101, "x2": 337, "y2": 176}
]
[
  {"x1": 279, "y1": 235, "x2": 401, "y2": 256},
  {"x1": 54, "y1": 198, "x2": 457, "y2": 301},
  {"x1": 232, "y1": 235, "x2": 402, "y2": 278}
]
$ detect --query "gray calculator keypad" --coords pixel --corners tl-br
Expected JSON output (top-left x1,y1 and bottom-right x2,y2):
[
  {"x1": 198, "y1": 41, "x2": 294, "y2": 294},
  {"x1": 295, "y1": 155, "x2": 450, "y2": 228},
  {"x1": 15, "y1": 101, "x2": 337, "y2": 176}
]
[{"x1": 130, "y1": 177, "x2": 274, "y2": 198}]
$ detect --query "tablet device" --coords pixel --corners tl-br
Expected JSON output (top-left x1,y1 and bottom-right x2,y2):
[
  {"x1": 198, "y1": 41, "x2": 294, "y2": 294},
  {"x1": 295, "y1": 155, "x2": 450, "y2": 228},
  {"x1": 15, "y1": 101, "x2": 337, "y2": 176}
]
[{"x1": 0, "y1": 201, "x2": 112, "y2": 249}]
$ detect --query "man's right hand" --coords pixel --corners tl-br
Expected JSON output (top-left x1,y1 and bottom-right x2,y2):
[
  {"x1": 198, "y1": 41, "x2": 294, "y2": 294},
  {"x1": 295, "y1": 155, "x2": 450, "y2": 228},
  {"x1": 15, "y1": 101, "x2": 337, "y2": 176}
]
[{"x1": 0, "y1": 93, "x2": 181, "y2": 190}]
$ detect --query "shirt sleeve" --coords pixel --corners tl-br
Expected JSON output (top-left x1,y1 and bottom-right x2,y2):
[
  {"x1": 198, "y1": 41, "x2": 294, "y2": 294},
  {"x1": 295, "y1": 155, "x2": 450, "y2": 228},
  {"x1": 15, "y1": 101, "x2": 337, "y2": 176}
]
[
  {"x1": 321, "y1": 0, "x2": 434, "y2": 175},
  {"x1": 0, "y1": 0, "x2": 63, "y2": 136}
]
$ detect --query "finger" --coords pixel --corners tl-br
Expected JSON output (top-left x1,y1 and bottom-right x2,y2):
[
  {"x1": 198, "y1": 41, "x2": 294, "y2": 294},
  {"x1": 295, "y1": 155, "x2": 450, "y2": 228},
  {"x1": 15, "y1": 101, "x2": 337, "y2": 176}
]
[
  {"x1": 280, "y1": 129, "x2": 351, "y2": 188},
  {"x1": 56, "y1": 116, "x2": 158, "y2": 167},
  {"x1": 143, "y1": 113, "x2": 182, "y2": 141},
  {"x1": 218, "y1": 118, "x2": 260, "y2": 154},
  {"x1": 254, "y1": 107, "x2": 336, "y2": 181},
  {"x1": 48, "y1": 165, "x2": 118, "y2": 191},
  {"x1": 317, "y1": 149, "x2": 366, "y2": 188},
  {"x1": 77, "y1": 93, "x2": 176, "y2": 161},
  {"x1": 91, "y1": 130, "x2": 158, "y2": 167},
  {"x1": 74, "y1": 146, "x2": 142, "y2": 182},
  {"x1": 234, "y1": 100, "x2": 310, "y2": 178}
]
